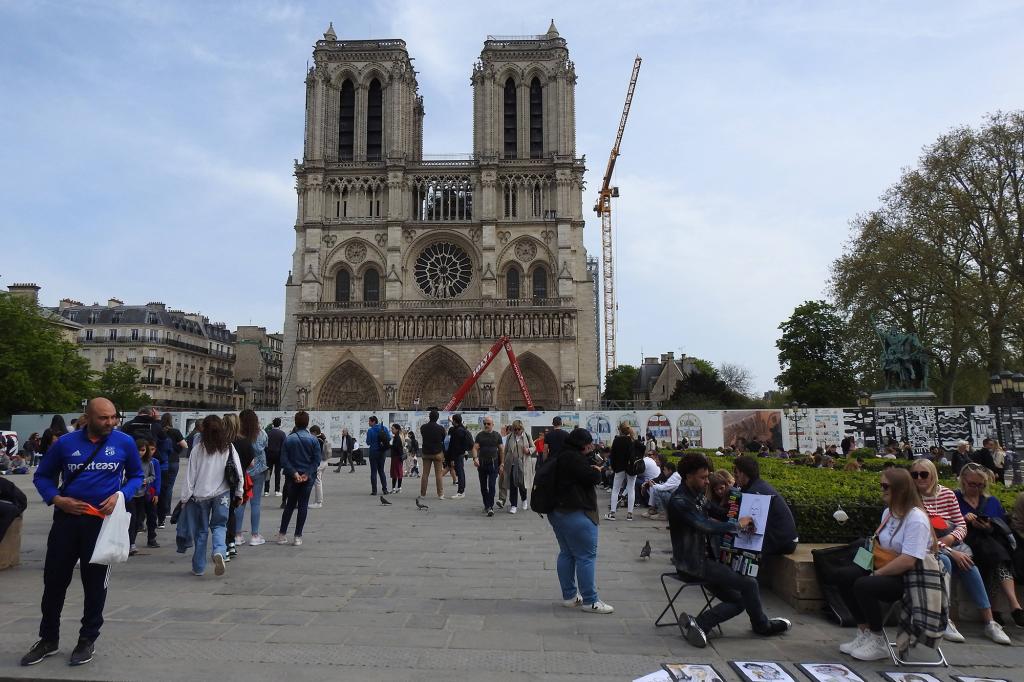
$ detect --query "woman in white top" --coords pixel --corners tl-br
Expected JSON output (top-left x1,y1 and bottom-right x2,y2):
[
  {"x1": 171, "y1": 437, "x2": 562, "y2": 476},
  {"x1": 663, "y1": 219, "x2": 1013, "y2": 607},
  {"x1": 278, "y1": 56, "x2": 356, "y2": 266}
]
[
  {"x1": 179, "y1": 415, "x2": 244, "y2": 577},
  {"x1": 833, "y1": 467, "x2": 934, "y2": 661}
]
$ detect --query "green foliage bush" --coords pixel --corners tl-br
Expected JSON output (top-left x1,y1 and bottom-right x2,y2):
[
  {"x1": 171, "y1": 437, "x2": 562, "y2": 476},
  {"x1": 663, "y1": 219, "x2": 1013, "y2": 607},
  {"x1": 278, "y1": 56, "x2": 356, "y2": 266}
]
[{"x1": 661, "y1": 449, "x2": 1021, "y2": 543}]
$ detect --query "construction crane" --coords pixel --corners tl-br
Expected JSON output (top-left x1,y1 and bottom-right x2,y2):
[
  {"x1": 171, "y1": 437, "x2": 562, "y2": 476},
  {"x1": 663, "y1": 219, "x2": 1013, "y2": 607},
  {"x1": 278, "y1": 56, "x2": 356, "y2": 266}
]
[
  {"x1": 443, "y1": 336, "x2": 535, "y2": 411},
  {"x1": 594, "y1": 56, "x2": 641, "y2": 377}
]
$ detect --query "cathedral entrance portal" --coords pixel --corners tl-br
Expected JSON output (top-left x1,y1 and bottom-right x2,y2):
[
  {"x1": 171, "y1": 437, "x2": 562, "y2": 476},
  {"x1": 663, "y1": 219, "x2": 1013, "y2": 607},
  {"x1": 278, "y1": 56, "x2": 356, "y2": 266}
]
[
  {"x1": 399, "y1": 346, "x2": 480, "y2": 410},
  {"x1": 318, "y1": 360, "x2": 381, "y2": 409},
  {"x1": 497, "y1": 352, "x2": 559, "y2": 410}
]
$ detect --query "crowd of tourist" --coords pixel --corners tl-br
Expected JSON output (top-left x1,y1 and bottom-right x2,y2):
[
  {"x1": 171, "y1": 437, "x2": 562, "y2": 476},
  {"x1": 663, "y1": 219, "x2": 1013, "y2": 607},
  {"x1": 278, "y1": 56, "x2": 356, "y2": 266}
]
[{"x1": 8, "y1": 403, "x2": 1024, "y2": 669}]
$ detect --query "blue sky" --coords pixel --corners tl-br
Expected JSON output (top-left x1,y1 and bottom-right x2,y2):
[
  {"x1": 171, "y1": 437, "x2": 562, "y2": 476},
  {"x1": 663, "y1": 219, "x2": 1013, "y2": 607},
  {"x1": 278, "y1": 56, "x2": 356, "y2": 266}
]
[{"x1": 2, "y1": 1, "x2": 1022, "y2": 394}]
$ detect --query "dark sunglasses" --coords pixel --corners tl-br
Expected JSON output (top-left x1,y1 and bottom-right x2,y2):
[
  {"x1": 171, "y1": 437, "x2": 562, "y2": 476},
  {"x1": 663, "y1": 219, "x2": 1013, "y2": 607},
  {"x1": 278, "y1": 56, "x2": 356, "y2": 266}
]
[
  {"x1": 880, "y1": 482, "x2": 891, "y2": 491},
  {"x1": 910, "y1": 471, "x2": 929, "y2": 479}
]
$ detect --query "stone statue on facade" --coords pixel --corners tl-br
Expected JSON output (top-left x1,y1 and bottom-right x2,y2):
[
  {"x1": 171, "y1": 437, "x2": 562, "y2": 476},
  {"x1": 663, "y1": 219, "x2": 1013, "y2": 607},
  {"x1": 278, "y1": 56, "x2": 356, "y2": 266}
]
[{"x1": 872, "y1": 316, "x2": 930, "y2": 390}]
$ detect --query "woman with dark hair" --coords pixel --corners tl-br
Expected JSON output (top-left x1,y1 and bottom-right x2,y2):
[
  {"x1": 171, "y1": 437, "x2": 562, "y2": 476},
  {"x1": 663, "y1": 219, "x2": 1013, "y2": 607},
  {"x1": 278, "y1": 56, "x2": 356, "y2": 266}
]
[
  {"x1": 157, "y1": 413, "x2": 187, "y2": 527},
  {"x1": 546, "y1": 427, "x2": 613, "y2": 614},
  {"x1": 390, "y1": 424, "x2": 405, "y2": 493},
  {"x1": 833, "y1": 468, "x2": 935, "y2": 660},
  {"x1": 38, "y1": 415, "x2": 68, "y2": 462},
  {"x1": 222, "y1": 413, "x2": 252, "y2": 558},
  {"x1": 238, "y1": 409, "x2": 269, "y2": 546},
  {"x1": 178, "y1": 415, "x2": 243, "y2": 577}
]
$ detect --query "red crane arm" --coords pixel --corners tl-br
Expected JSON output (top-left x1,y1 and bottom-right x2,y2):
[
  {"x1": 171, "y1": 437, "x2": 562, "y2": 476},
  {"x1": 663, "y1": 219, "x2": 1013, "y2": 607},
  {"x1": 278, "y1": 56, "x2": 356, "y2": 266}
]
[{"x1": 443, "y1": 336, "x2": 535, "y2": 411}]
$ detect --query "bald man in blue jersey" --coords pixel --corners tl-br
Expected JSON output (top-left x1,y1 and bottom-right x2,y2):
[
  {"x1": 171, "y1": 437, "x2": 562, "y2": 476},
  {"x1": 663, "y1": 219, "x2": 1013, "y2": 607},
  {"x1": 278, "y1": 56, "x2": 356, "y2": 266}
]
[{"x1": 21, "y1": 398, "x2": 143, "y2": 668}]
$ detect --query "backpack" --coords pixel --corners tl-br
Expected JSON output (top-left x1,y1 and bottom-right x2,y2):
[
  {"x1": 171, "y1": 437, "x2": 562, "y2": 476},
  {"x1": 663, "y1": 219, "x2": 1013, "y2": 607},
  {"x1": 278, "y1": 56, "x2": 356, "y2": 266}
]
[
  {"x1": 376, "y1": 425, "x2": 390, "y2": 450},
  {"x1": 530, "y1": 452, "x2": 560, "y2": 516},
  {"x1": 810, "y1": 541, "x2": 863, "y2": 627}
]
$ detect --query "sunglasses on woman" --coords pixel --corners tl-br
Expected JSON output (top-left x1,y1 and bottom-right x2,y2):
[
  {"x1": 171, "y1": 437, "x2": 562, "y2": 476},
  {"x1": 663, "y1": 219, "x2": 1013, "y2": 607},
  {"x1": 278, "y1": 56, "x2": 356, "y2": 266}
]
[{"x1": 909, "y1": 471, "x2": 929, "y2": 479}]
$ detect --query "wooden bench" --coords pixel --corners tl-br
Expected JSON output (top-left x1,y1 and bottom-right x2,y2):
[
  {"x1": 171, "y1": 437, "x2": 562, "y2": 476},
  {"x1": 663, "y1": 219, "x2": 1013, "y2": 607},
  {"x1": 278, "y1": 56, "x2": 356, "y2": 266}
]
[{"x1": 0, "y1": 516, "x2": 23, "y2": 570}]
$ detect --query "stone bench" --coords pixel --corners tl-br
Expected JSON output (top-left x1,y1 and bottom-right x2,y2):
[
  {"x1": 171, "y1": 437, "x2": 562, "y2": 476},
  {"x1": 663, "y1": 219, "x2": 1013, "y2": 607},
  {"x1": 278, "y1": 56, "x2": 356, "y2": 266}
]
[
  {"x1": 0, "y1": 516, "x2": 23, "y2": 570},
  {"x1": 757, "y1": 542, "x2": 1024, "y2": 622},
  {"x1": 757, "y1": 543, "x2": 832, "y2": 613}
]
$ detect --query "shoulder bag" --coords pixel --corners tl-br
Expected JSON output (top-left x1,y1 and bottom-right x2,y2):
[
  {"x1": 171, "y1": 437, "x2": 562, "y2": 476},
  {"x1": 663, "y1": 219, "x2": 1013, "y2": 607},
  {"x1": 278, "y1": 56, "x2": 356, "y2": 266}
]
[
  {"x1": 59, "y1": 437, "x2": 109, "y2": 496},
  {"x1": 872, "y1": 512, "x2": 904, "y2": 570}
]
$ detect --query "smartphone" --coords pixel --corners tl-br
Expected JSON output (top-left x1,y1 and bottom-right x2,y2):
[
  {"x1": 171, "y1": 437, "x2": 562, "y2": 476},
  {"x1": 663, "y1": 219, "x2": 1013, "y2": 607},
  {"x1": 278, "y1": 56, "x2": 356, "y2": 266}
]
[{"x1": 977, "y1": 514, "x2": 989, "y2": 521}]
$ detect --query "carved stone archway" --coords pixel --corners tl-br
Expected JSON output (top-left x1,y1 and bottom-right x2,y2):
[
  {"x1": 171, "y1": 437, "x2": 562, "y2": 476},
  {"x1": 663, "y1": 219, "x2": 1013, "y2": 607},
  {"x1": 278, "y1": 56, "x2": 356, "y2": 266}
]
[
  {"x1": 496, "y1": 352, "x2": 559, "y2": 409},
  {"x1": 398, "y1": 346, "x2": 480, "y2": 409},
  {"x1": 317, "y1": 360, "x2": 381, "y2": 409}
]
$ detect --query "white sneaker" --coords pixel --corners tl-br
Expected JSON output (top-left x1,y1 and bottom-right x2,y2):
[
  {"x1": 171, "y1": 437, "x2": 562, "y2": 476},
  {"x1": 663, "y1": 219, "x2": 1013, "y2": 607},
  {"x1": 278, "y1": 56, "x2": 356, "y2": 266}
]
[
  {"x1": 944, "y1": 620, "x2": 966, "y2": 642},
  {"x1": 213, "y1": 553, "x2": 226, "y2": 576},
  {"x1": 248, "y1": 534, "x2": 266, "y2": 546},
  {"x1": 509, "y1": 506, "x2": 517, "y2": 514},
  {"x1": 561, "y1": 594, "x2": 582, "y2": 608},
  {"x1": 293, "y1": 537, "x2": 303, "y2": 547},
  {"x1": 583, "y1": 600, "x2": 614, "y2": 614},
  {"x1": 263, "y1": 491, "x2": 269, "y2": 497},
  {"x1": 985, "y1": 620, "x2": 1011, "y2": 645},
  {"x1": 523, "y1": 501, "x2": 528, "y2": 510},
  {"x1": 275, "y1": 491, "x2": 282, "y2": 497},
  {"x1": 452, "y1": 493, "x2": 464, "y2": 499},
  {"x1": 840, "y1": 628, "x2": 871, "y2": 655},
  {"x1": 604, "y1": 512, "x2": 616, "y2": 521},
  {"x1": 308, "y1": 503, "x2": 322, "y2": 509},
  {"x1": 274, "y1": 533, "x2": 289, "y2": 545},
  {"x1": 850, "y1": 631, "x2": 890, "y2": 661}
]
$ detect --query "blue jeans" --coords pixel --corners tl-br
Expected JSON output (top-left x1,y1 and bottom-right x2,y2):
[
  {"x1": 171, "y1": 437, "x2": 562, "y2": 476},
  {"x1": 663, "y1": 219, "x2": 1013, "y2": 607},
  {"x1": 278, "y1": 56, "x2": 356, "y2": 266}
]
[
  {"x1": 369, "y1": 451, "x2": 388, "y2": 494},
  {"x1": 477, "y1": 459, "x2": 498, "y2": 510},
  {"x1": 279, "y1": 478, "x2": 314, "y2": 537},
  {"x1": 547, "y1": 509, "x2": 599, "y2": 604},
  {"x1": 938, "y1": 551, "x2": 991, "y2": 609},
  {"x1": 191, "y1": 493, "x2": 230, "y2": 575},
  {"x1": 651, "y1": 487, "x2": 675, "y2": 513},
  {"x1": 236, "y1": 472, "x2": 265, "y2": 536}
]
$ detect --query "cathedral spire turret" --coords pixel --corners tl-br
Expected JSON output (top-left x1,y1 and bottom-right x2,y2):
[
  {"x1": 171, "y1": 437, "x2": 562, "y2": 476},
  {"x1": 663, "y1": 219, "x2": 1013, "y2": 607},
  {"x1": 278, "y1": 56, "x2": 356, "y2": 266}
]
[
  {"x1": 323, "y1": 22, "x2": 337, "y2": 41},
  {"x1": 546, "y1": 19, "x2": 559, "y2": 37}
]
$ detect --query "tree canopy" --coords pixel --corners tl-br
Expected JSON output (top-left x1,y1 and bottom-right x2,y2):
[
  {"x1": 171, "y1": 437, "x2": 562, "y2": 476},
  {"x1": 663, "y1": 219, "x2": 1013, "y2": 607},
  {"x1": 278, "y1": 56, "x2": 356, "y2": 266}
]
[
  {"x1": 829, "y1": 111, "x2": 1024, "y2": 404},
  {"x1": 602, "y1": 364, "x2": 638, "y2": 402},
  {"x1": 0, "y1": 295, "x2": 94, "y2": 419},
  {"x1": 97, "y1": 362, "x2": 151, "y2": 413},
  {"x1": 776, "y1": 300, "x2": 858, "y2": 407}
]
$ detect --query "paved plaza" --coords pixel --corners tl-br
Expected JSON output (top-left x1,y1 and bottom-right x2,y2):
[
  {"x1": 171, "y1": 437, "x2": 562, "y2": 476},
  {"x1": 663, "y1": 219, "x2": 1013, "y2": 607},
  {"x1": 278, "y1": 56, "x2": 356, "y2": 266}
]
[{"x1": 0, "y1": 469, "x2": 1019, "y2": 681}]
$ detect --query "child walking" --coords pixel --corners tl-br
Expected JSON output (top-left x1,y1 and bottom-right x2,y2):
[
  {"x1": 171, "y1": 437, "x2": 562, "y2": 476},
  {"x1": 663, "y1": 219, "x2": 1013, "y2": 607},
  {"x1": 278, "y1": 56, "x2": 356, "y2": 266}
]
[{"x1": 129, "y1": 437, "x2": 161, "y2": 554}]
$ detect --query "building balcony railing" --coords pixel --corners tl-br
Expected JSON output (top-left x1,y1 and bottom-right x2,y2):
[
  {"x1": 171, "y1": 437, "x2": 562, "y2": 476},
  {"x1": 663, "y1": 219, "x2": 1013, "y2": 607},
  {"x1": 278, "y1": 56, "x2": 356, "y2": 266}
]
[
  {"x1": 139, "y1": 377, "x2": 162, "y2": 385},
  {"x1": 142, "y1": 356, "x2": 163, "y2": 365},
  {"x1": 301, "y1": 296, "x2": 574, "y2": 313}
]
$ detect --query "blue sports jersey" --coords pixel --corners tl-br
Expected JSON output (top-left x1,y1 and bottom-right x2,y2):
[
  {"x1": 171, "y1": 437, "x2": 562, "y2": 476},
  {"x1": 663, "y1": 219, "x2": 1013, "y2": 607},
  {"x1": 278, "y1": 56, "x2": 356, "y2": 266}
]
[{"x1": 34, "y1": 428, "x2": 144, "y2": 508}]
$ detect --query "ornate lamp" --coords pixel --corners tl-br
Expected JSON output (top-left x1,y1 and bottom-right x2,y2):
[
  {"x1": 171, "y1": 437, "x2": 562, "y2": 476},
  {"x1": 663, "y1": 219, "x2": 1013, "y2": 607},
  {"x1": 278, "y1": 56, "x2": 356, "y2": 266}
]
[
  {"x1": 857, "y1": 392, "x2": 870, "y2": 408},
  {"x1": 990, "y1": 374, "x2": 1004, "y2": 395}
]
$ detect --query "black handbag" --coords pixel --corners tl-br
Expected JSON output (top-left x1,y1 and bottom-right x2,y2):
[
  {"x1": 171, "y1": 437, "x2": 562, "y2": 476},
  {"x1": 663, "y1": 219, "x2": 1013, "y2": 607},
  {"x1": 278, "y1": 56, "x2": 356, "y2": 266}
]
[
  {"x1": 170, "y1": 500, "x2": 184, "y2": 525},
  {"x1": 811, "y1": 540, "x2": 864, "y2": 627}
]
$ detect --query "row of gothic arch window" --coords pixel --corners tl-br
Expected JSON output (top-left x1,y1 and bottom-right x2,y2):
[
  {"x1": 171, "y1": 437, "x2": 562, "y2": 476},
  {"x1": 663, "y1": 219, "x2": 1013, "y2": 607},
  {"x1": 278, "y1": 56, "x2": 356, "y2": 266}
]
[
  {"x1": 337, "y1": 76, "x2": 543, "y2": 161},
  {"x1": 332, "y1": 265, "x2": 549, "y2": 302}
]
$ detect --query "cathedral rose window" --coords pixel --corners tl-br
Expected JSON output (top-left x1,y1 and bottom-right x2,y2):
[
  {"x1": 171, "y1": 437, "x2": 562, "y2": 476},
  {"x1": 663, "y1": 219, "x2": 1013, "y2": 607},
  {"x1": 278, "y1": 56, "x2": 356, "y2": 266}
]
[{"x1": 414, "y1": 242, "x2": 472, "y2": 298}]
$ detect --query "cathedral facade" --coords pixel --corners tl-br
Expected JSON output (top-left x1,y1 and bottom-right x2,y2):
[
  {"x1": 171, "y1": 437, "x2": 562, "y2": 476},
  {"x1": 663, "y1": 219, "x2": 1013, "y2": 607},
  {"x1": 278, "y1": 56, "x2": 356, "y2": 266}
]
[{"x1": 280, "y1": 22, "x2": 599, "y2": 411}]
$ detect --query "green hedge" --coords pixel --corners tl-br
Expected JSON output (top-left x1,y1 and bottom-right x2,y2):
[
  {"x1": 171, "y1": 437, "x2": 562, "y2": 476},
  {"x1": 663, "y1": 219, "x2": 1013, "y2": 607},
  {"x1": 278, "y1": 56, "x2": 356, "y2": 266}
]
[{"x1": 659, "y1": 449, "x2": 1023, "y2": 543}]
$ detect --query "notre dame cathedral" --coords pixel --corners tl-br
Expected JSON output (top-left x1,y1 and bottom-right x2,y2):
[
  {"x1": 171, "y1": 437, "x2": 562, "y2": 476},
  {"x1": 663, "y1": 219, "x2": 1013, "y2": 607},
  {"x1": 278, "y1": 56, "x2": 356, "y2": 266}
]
[{"x1": 280, "y1": 21, "x2": 600, "y2": 411}]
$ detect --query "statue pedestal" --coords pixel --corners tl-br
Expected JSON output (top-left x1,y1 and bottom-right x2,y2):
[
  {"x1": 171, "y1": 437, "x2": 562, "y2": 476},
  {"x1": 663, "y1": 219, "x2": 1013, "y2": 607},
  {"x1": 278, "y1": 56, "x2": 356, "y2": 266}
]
[{"x1": 870, "y1": 389, "x2": 936, "y2": 407}]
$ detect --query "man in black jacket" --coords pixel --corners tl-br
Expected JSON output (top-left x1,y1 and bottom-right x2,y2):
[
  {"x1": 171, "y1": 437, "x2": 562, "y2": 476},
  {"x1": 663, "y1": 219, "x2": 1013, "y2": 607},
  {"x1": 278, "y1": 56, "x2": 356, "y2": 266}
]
[
  {"x1": 445, "y1": 414, "x2": 472, "y2": 499},
  {"x1": 668, "y1": 453, "x2": 791, "y2": 648},
  {"x1": 732, "y1": 456, "x2": 798, "y2": 556}
]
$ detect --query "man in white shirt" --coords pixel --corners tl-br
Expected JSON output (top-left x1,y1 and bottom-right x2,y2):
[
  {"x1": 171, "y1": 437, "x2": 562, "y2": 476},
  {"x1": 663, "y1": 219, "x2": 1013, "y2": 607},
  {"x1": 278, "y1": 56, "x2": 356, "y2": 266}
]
[{"x1": 642, "y1": 462, "x2": 681, "y2": 518}]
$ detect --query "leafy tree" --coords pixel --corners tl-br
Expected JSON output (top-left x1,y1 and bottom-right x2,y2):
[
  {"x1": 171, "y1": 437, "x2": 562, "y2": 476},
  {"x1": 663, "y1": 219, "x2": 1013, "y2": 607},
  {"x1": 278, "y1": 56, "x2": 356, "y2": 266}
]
[
  {"x1": 776, "y1": 300, "x2": 858, "y2": 406},
  {"x1": 97, "y1": 362, "x2": 151, "y2": 413},
  {"x1": 668, "y1": 364, "x2": 748, "y2": 409},
  {"x1": 830, "y1": 111, "x2": 1024, "y2": 403},
  {"x1": 602, "y1": 364, "x2": 639, "y2": 402},
  {"x1": 0, "y1": 295, "x2": 95, "y2": 419}
]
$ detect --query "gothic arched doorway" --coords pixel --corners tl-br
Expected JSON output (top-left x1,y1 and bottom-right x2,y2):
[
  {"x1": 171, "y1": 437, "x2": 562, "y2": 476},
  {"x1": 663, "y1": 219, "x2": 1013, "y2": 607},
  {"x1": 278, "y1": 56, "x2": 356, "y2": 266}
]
[
  {"x1": 497, "y1": 352, "x2": 559, "y2": 409},
  {"x1": 398, "y1": 346, "x2": 480, "y2": 409},
  {"x1": 317, "y1": 359, "x2": 381, "y2": 409}
]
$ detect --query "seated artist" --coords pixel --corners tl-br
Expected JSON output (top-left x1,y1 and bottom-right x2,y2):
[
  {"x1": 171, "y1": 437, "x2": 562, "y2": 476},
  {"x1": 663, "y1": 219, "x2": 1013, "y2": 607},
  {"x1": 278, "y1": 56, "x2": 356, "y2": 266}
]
[
  {"x1": 732, "y1": 455, "x2": 798, "y2": 555},
  {"x1": 667, "y1": 452, "x2": 791, "y2": 647}
]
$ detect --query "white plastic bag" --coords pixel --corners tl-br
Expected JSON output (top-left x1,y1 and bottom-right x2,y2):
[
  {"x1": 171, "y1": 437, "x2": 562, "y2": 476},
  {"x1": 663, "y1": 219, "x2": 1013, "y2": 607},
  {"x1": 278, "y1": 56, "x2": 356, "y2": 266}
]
[{"x1": 89, "y1": 491, "x2": 130, "y2": 565}]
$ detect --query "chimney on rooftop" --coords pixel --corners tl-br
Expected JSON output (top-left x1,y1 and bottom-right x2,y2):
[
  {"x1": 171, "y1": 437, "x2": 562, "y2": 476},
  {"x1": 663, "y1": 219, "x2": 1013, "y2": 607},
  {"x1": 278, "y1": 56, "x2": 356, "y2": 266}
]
[
  {"x1": 107, "y1": 297, "x2": 124, "y2": 308},
  {"x1": 8, "y1": 283, "x2": 41, "y2": 305}
]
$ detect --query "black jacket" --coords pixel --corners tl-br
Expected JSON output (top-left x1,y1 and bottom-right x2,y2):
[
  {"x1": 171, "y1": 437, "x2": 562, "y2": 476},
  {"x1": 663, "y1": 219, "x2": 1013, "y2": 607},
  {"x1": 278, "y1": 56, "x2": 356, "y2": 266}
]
[
  {"x1": 972, "y1": 447, "x2": 997, "y2": 473},
  {"x1": 554, "y1": 449, "x2": 601, "y2": 514},
  {"x1": 609, "y1": 435, "x2": 634, "y2": 473},
  {"x1": 741, "y1": 478, "x2": 798, "y2": 555},
  {"x1": 666, "y1": 483, "x2": 736, "y2": 579}
]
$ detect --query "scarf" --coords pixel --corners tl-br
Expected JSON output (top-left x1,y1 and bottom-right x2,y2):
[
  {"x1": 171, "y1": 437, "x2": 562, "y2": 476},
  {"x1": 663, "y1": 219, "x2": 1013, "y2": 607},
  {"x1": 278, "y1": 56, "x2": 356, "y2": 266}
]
[{"x1": 896, "y1": 553, "x2": 948, "y2": 652}]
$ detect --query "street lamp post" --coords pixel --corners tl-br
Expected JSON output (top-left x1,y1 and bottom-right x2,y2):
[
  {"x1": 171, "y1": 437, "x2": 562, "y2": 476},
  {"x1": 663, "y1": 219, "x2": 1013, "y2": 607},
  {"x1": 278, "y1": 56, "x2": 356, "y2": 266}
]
[{"x1": 783, "y1": 401, "x2": 809, "y2": 453}]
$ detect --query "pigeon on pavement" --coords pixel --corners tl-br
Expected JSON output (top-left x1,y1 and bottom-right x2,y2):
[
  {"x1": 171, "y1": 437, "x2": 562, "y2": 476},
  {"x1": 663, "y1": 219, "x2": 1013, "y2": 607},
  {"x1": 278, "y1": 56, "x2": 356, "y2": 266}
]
[
  {"x1": 380, "y1": 495, "x2": 392, "y2": 506},
  {"x1": 640, "y1": 540, "x2": 651, "y2": 559},
  {"x1": 415, "y1": 497, "x2": 429, "y2": 510}
]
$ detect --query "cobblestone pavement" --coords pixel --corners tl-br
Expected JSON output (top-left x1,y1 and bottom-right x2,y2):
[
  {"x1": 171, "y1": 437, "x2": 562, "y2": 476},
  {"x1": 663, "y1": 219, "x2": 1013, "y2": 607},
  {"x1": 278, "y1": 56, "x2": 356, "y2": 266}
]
[{"x1": 0, "y1": 468, "x2": 1019, "y2": 681}]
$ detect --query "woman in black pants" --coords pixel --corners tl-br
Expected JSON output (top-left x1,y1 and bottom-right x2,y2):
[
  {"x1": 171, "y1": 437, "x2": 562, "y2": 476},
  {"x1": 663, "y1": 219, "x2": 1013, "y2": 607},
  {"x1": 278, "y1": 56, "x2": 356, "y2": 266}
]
[{"x1": 833, "y1": 467, "x2": 935, "y2": 661}]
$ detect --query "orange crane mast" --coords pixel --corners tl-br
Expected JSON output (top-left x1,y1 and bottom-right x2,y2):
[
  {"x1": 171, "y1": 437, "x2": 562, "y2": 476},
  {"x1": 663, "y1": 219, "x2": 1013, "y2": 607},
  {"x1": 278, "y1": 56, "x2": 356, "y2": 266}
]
[{"x1": 594, "y1": 56, "x2": 641, "y2": 377}]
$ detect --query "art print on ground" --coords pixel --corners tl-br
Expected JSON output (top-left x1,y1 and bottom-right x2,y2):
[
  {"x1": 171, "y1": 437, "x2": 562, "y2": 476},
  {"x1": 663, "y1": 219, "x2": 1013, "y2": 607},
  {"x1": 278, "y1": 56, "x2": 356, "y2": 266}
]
[
  {"x1": 880, "y1": 673, "x2": 943, "y2": 682},
  {"x1": 796, "y1": 662, "x2": 865, "y2": 682},
  {"x1": 661, "y1": 662, "x2": 725, "y2": 681},
  {"x1": 729, "y1": 660, "x2": 796, "y2": 682}
]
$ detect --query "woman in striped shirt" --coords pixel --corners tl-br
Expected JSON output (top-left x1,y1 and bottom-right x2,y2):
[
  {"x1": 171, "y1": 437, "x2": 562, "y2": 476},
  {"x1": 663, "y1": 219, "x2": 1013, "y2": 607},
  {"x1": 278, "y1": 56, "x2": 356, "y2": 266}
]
[{"x1": 909, "y1": 458, "x2": 1010, "y2": 645}]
